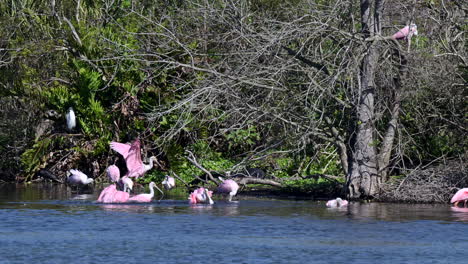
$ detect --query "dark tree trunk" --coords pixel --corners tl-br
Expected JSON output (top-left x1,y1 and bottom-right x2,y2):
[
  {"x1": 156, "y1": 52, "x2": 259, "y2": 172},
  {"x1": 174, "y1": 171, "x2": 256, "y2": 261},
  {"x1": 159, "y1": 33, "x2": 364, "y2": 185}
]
[{"x1": 346, "y1": 0, "x2": 383, "y2": 199}]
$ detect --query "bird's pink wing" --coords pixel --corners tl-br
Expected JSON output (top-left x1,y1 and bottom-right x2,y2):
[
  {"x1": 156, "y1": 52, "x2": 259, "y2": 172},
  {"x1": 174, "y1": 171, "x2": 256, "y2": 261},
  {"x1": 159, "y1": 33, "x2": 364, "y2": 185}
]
[
  {"x1": 97, "y1": 184, "x2": 117, "y2": 203},
  {"x1": 110, "y1": 142, "x2": 132, "y2": 158},
  {"x1": 113, "y1": 190, "x2": 130, "y2": 203},
  {"x1": 451, "y1": 188, "x2": 468, "y2": 203},
  {"x1": 392, "y1": 26, "x2": 409, "y2": 40},
  {"x1": 125, "y1": 139, "x2": 143, "y2": 172}
]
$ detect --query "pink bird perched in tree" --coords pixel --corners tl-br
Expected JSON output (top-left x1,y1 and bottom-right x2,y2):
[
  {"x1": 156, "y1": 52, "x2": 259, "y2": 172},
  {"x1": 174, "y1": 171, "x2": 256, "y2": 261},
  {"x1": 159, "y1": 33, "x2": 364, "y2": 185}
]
[
  {"x1": 326, "y1": 198, "x2": 349, "y2": 208},
  {"x1": 162, "y1": 175, "x2": 175, "y2": 190},
  {"x1": 128, "y1": 182, "x2": 163, "y2": 203},
  {"x1": 450, "y1": 188, "x2": 468, "y2": 207},
  {"x1": 188, "y1": 187, "x2": 214, "y2": 205},
  {"x1": 392, "y1": 23, "x2": 418, "y2": 40},
  {"x1": 217, "y1": 177, "x2": 239, "y2": 202},
  {"x1": 110, "y1": 138, "x2": 158, "y2": 179}
]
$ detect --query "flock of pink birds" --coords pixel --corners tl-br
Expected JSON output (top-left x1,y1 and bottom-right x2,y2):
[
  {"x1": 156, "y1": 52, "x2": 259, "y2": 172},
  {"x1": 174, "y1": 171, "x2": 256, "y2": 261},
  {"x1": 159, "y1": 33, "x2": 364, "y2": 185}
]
[
  {"x1": 68, "y1": 138, "x2": 241, "y2": 204},
  {"x1": 68, "y1": 138, "x2": 468, "y2": 208}
]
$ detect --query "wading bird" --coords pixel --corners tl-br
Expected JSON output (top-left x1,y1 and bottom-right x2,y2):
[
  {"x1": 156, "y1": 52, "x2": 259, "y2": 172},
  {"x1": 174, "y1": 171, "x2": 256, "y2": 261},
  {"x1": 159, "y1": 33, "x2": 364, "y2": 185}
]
[
  {"x1": 128, "y1": 182, "x2": 163, "y2": 203},
  {"x1": 106, "y1": 165, "x2": 133, "y2": 193},
  {"x1": 217, "y1": 177, "x2": 239, "y2": 202},
  {"x1": 66, "y1": 107, "x2": 76, "y2": 132},
  {"x1": 110, "y1": 139, "x2": 157, "y2": 179},
  {"x1": 189, "y1": 187, "x2": 214, "y2": 205},
  {"x1": 326, "y1": 198, "x2": 349, "y2": 208},
  {"x1": 97, "y1": 184, "x2": 130, "y2": 203},
  {"x1": 451, "y1": 188, "x2": 468, "y2": 207},
  {"x1": 67, "y1": 169, "x2": 93, "y2": 186},
  {"x1": 392, "y1": 23, "x2": 418, "y2": 40},
  {"x1": 120, "y1": 176, "x2": 134, "y2": 193},
  {"x1": 162, "y1": 175, "x2": 175, "y2": 190},
  {"x1": 106, "y1": 165, "x2": 120, "y2": 183}
]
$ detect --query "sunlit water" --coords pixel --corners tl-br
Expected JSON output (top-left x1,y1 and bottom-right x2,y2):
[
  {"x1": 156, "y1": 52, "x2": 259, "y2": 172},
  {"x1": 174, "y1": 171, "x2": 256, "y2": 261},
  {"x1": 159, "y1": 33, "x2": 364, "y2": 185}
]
[{"x1": 1, "y1": 183, "x2": 467, "y2": 264}]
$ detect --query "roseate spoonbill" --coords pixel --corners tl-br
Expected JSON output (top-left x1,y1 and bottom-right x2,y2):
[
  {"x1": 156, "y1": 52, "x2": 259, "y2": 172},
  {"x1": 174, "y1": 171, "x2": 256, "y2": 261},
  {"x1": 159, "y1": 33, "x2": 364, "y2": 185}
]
[
  {"x1": 97, "y1": 184, "x2": 130, "y2": 203},
  {"x1": 66, "y1": 107, "x2": 76, "y2": 131},
  {"x1": 162, "y1": 175, "x2": 175, "y2": 190},
  {"x1": 217, "y1": 177, "x2": 239, "y2": 202},
  {"x1": 392, "y1": 23, "x2": 418, "y2": 40},
  {"x1": 128, "y1": 182, "x2": 163, "y2": 202},
  {"x1": 110, "y1": 139, "x2": 157, "y2": 178},
  {"x1": 450, "y1": 188, "x2": 468, "y2": 207},
  {"x1": 326, "y1": 197, "x2": 349, "y2": 208},
  {"x1": 106, "y1": 165, "x2": 120, "y2": 183},
  {"x1": 189, "y1": 187, "x2": 214, "y2": 205}
]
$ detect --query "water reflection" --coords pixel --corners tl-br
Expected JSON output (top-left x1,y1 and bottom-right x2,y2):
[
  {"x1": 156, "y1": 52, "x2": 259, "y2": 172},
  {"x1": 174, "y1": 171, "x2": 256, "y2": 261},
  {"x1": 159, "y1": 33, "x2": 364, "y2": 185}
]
[
  {"x1": 2, "y1": 183, "x2": 468, "y2": 264},
  {"x1": 450, "y1": 206, "x2": 468, "y2": 221}
]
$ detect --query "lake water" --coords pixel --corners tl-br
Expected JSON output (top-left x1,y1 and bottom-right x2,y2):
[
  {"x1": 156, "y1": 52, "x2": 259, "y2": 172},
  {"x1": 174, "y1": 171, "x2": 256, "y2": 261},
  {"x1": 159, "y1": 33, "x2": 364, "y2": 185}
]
[{"x1": 1, "y1": 183, "x2": 467, "y2": 263}]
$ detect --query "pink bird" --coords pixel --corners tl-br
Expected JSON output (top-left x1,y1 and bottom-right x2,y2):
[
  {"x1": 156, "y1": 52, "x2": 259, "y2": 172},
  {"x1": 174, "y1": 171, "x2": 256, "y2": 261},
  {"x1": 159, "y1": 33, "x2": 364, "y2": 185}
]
[
  {"x1": 326, "y1": 198, "x2": 349, "y2": 208},
  {"x1": 162, "y1": 175, "x2": 175, "y2": 190},
  {"x1": 392, "y1": 23, "x2": 418, "y2": 40},
  {"x1": 97, "y1": 184, "x2": 130, "y2": 203},
  {"x1": 106, "y1": 165, "x2": 133, "y2": 192},
  {"x1": 106, "y1": 165, "x2": 120, "y2": 182},
  {"x1": 128, "y1": 182, "x2": 163, "y2": 203},
  {"x1": 450, "y1": 188, "x2": 468, "y2": 207},
  {"x1": 188, "y1": 187, "x2": 214, "y2": 204},
  {"x1": 217, "y1": 177, "x2": 239, "y2": 202},
  {"x1": 110, "y1": 139, "x2": 157, "y2": 178}
]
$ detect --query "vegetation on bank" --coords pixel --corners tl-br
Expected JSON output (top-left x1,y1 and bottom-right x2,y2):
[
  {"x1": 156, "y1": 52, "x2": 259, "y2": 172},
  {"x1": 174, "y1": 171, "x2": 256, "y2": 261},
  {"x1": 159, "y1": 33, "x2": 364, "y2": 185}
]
[{"x1": 0, "y1": 0, "x2": 466, "y2": 201}]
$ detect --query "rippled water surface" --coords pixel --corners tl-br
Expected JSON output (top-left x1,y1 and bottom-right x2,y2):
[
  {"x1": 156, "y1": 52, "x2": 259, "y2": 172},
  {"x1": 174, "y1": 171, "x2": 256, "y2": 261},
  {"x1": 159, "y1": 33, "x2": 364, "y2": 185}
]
[{"x1": 1, "y1": 183, "x2": 468, "y2": 264}]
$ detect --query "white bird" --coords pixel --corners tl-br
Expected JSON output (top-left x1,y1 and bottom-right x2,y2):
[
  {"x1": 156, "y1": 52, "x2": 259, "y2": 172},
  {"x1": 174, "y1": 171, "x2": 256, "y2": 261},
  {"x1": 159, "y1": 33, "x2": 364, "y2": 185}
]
[
  {"x1": 67, "y1": 169, "x2": 94, "y2": 191},
  {"x1": 66, "y1": 107, "x2": 76, "y2": 132},
  {"x1": 162, "y1": 175, "x2": 175, "y2": 190}
]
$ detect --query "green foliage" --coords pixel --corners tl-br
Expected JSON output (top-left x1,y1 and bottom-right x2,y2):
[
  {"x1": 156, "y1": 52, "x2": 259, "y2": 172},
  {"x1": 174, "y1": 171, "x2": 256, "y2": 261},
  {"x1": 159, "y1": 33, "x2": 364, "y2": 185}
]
[{"x1": 225, "y1": 125, "x2": 260, "y2": 152}]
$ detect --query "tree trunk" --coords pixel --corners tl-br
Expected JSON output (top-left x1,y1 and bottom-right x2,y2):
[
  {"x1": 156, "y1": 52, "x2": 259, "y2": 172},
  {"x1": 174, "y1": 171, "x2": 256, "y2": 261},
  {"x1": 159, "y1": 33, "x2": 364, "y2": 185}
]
[{"x1": 346, "y1": 0, "x2": 383, "y2": 199}]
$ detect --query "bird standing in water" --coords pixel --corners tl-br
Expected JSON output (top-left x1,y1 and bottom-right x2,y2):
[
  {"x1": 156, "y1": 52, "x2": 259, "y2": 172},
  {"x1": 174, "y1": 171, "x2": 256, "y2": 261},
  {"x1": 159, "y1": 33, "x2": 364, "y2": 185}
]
[
  {"x1": 67, "y1": 169, "x2": 93, "y2": 193},
  {"x1": 189, "y1": 187, "x2": 214, "y2": 205},
  {"x1": 66, "y1": 107, "x2": 76, "y2": 132},
  {"x1": 451, "y1": 188, "x2": 468, "y2": 207},
  {"x1": 162, "y1": 175, "x2": 175, "y2": 190},
  {"x1": 128, "y1": 182, "x2": 163, "y2": 202},
  {"x1": 217, "y1": 177, "x2": 239, "y2": 202},
  {"x1": 326, "y1": 198, "x2": 349, "y2": 208}
]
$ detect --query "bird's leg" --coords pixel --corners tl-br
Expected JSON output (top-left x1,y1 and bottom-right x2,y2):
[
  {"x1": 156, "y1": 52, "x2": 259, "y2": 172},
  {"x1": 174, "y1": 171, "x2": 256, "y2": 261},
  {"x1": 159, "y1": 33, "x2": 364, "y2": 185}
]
[
  {"x1": 465, "y1": 200, "x2": 467, "y2": 208},
  {"x1": 228, "y1": 194, "x2": 233, "y2": 202},
  {"x1": 454, "y1": 201, "x2": 460, "y2": 207}
]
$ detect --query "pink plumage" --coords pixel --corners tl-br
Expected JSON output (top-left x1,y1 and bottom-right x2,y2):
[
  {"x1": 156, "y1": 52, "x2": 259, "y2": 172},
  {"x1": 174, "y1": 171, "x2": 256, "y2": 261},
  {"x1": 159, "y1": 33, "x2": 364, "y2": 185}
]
[
  {"x1": 451, "y1": 188, "x2": 468, "y2": 207},
  {"x1": 217, "y1": 178, "x2": 239, "y2": 202},
  {"x1": 326, "y1": 198, "x2": 348, "y2": 208},
  {"x1": 106, "y1": 165, "x2": 120, "y2": 183},
  {"x1": 188, "y1": 187, "x2": 214, "y2": 204},
  {"x1": 97, "y1": 184, "x2": 130, "y2": 203},
  {"x1": 392, "y1": 24, "x2": 418, "y2": 40},
  {"x1": 110, "y1": 139, "x2": 156, "y2": 178}
]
